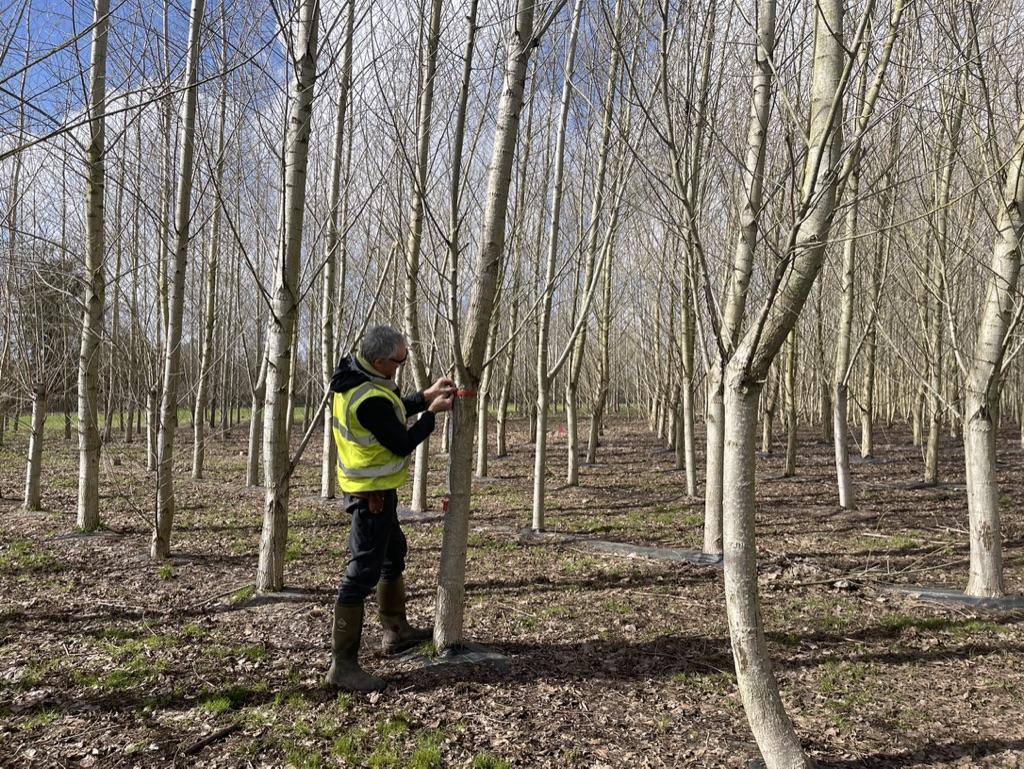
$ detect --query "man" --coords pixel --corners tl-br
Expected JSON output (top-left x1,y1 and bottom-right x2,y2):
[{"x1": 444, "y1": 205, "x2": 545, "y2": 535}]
[{"x1": 325, "y1": 324, "x2": 454, "y2": 692}]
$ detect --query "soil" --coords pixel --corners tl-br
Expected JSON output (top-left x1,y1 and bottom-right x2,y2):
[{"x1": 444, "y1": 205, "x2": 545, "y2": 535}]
[{"x1": 1, "y1": 414, "x2": 1023, "y2": 768}]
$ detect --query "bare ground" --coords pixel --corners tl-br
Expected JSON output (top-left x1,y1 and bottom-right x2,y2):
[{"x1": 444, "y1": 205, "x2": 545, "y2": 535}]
[{"x1": 1, "y1": 413, "x2": 1023, "y2": 768}]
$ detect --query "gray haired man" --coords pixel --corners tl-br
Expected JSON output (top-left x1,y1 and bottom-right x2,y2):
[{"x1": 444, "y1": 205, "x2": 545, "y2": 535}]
[{"x1": 325, "y1": 325, "x2": 454, "y2": 691}]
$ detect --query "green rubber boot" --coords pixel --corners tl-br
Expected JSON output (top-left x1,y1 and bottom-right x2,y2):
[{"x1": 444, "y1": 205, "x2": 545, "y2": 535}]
[
  {"x1": 324, "y1": 603, "x2": 385, "y2": 692},
  {"x1": 378, "y1": 577, "x2": 432, "y2": 655}
]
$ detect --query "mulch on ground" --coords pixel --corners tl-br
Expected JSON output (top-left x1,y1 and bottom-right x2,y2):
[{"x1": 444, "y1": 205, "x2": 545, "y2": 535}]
[{"x1": 1, "y1": 414, "x2": 1022, "y2": 768}]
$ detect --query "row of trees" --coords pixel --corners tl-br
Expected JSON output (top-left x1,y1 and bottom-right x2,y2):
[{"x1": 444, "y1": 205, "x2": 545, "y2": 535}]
[{"x1": 3, "y1": 0, "x2": 1024, "y2": 766}]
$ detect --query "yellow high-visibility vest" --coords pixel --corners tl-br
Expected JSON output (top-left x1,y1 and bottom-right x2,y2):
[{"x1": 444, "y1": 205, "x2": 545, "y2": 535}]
[{"x1": 332, "y1": 377, "x2": 410, "y2": 493}]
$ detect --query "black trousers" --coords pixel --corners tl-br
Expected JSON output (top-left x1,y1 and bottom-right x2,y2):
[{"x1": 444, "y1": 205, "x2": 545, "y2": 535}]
[{"x1": 337, "y1": 489, "x2": 408, "y2": 606}]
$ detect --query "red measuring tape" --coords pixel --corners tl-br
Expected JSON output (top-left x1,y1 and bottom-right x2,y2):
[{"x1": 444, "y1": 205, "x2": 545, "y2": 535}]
[{"x1": 454, "y1": 389, "x2": 478, "y2": 398}]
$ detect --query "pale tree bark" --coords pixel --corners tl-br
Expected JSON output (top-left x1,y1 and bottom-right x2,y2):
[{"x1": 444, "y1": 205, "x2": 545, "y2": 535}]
[
  {"x1": 146, "y1": 386, "x2": 158, "y2": 471},
  {"x1": 861, "y1": 42, "x2": 907, "y2": 459},
  {"x1": 435, "y1": 0, "x2": 547, "y2": 650},
  {"x1": 475, "y1": 307, "x2": 500, "y2": 477},
  {"x1": 319, "y1": 0, "x2": 355, "y2": 500},
  {"x1": 532, "y1": 0, "x2": 584, "y2": 532},
  {"x1": 24, "y1": 383, "x2": 45, "y2": 511},
  {"x1": 963, "y1": 110, "x2": 1024, "y2": 598},
  {"x1": 102, "y1": 162, "x2": 124, "y2": 444},
  {"x1": 193, "y1": 30, "x2": 227, "y2": 481},
  {"x1": 565, "y1": 0, "x2": 623, "y2": 487},
  {"x1": 761, "y1": 366, "x2": 778, "y2": 454},
  {"x1": 247, "y1": 345, "x2": 269, "y2": 487},
  {"x1": 722, "y1": 0, "x2": 852, "y2": 763},
  {"x1": 495, "y1": 270, "x2": 519, "y2": 458},
  {"x1": 783, "y1": 328, "x2": 798, "y2": 478},
  {"x1": 405, "y1": 0, "x2": 443, "y2": 510},
  {"x1": 256, "y1": 0, "x2": 319, "y2": 593},
  {"x1": 151, "y1": 0, "x2": 205, "y2": 559},
  {"x1": 861, "y1": 189, "x2": 894, "y2": 457},
  {"x1": 76, "y1": 0, "x2": 111, "y2": 532},
  {"x1": 284, "y1": 316, "x2": 299, "y2": 438},
  {"x1": 496, "y1": 162, "x2": 528, "y2": 459},
  {"x1": 704, "y1": 0, "x2": 776, "y2": 555},
  {"x1": 832, "y1": 0, "x2": 905, "y2": 504},
  {"x1": 923, "y1": 76, "x2": 964, "y2": 485},
  {"x1": 586, "y1": 145, "x2": 632, "y2": 465},
  {"x1": 586, "y1": 218, "x2": 615, "y2": 465}
]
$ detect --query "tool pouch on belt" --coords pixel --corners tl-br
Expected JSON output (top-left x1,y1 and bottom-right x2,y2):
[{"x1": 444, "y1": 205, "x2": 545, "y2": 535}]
[{"x1": 350, "y1": 491, "x2": 386, "y2": 514}]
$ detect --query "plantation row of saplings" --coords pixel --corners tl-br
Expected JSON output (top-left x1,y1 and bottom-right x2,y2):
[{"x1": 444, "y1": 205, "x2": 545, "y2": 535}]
[{"x1": 3, "y1": 0, "x2": 1024, "y2": 766}]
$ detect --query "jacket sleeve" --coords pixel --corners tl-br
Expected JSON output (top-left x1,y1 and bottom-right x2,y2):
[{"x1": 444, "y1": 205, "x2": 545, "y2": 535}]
[
  {"x1": 356, "y1": 396, "x2": 435, "y2": 457},
  {"x1": 403, "y1": 391, "x2": 427, "y2": 417}
]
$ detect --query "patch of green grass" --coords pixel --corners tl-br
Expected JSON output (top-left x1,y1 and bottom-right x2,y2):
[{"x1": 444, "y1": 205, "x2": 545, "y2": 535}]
[
  {"x1": 285, "y1": 534, "x2": 302, "y2": 564},
  {"x1": 670, "y1": 669, "x2": 735, "y2": 694},
  {"x1": 201, "y1": 695, "x2": 233, "y2": 715},
  {"x1": 0, "y1": 538, "x2": 57, "y2": 576},
  {"x1": 541, "y1": 605, "x2": 573, "y2": 619},
  {"x1": 229, "y1": 585, "x2": 256, "y2": 605},
  {"x1": 376, "y1": 713, "x2": 411, "y2": 738},
  {"x1": 408, "y1": 730, "x2": 445, "y2": 769},
  {"x1": 561, "y1": 556, "x2": 598, "y2": 576},
  {"x1": 472, "y1": 753, "x2": 511, "y2": 769},
  {"x1": 861, "y1": 534, "x2": 919, "y2": 552},
  {"x1": 366, "y1": 746, "x2": 400, "y2": 768},
  {"x1": 182, "y1": 623, "x2": 209, "y2": 640},
  {"x1": 819, "y1": 661, "x2": 875, "y2": 734},
  {"x1": 602, "y1": 598, "x2": 631, "y2": 615},
  {"x1": 99, "y1": 628, "x2": 134, "y2": 641},
  {"x1": 332, "y1": 729, "x2": 366, "y2": 763},
  {"x1": 881, "y1": 613, "x2": 1006, "y2": 637},
  {"x1": 210, "y1": 643, "x2": 268, "y2": 662},
  {"x1": 72, "y1": 653, "x2": 168, "y2": 692},
  {"x1": 157, "y1": 564, "x2": 174, "y2": 580},
  {"x1": 18, "y1": 710, "x2": 58, "y2": 731},
  {"x1": 777, "y1": 632, "x2": 801, "y2": 648},
  {"x1": 335, "y1": 692, "x2": 353, "y2": 711},
  {"x1": 200, "y1": 684, "x2": 262, "y2": 715},
  {"x1": 283, "y1": 741, "x2": 322, "y2": 769},
  {"x1": 17, "y1": 659, "x2": 61, "y2": 689},
  {"x1": 819, "y1": 661, "x2": 869, "y2": 695},
  {"x1": 681, "y1": 513, "x2": 703, "y2": 528}
]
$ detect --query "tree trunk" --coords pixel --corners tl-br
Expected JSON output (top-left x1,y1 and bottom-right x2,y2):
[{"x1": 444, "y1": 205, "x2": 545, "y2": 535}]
[
  {"x1": 565, "y1": 0, "x2": 622, "y2": 487},
  {"x1": 963, "y1": 109, "x2": 1024, "y2": 598},
  {"x1": 320, "y1": 0, "x2": 355, "y2": 500},
  {"x1": 247, "y1": 348, "x2": 269, "y2": 488},
  {"x1": 24, "y1": 383, "x2": 46, "y2": 511},
  {"x1": 146, "y1": 387, "x2": 157, "y2": 471},
  {"x1": 531, "y1": 0, "x2": 584, "y2": 531},
  {"x1": 256, "y1": 0, "x2": 319, "y2": 593},
  {"x1": 475, "y1": 311, "x2": 499, "y2": 477},
  {"x1": 193, "y1": 46, "x2": 227, "y2": 481},
  {"x1": 103, "y1": 165, "x2": 125, "y2": 445},
  {"x1": 435, "y1": 0, "x2": 538, "y2": 651},
  {"x1": 402, "y1": 0, "x2": 445, "y2": 510},
  {"x1": 193, "y1": 33, "x2": 228, "y2": 483},
  {"x1": 723, "y1": 382, "x2": 809, "y2": 767},
  {"x1": 721, "y1": 0, "x2": 847, "y2": 761},
  {"x1": 833, "y1": 158, "x2": 860, "y2": 508},
  {"x1": 152, "y1": 0, "x2": 205, "y2": 560},
  {"x1": 704, "y1": 0, "x2": 776, "y2": 555},
  {"x1": 76, "y1": 0, "x2": 111, "y2": 533},
  {"x1": 783, "y1": 329, "x2": 798, "y2": 477}
]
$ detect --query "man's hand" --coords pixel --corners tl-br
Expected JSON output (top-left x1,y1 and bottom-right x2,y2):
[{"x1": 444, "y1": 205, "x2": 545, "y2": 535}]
[
  {"x1": 428, "y1": 392, "x2": 454, "y2": 414},
  {"x1": 423, "y1": 377, "x2": 456, "y2": 403}
]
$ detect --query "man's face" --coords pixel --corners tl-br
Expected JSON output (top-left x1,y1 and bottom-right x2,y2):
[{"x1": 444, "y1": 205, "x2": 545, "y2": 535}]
[{"x1": 374, "y1": 342, "x2": 408, "y2": 380}]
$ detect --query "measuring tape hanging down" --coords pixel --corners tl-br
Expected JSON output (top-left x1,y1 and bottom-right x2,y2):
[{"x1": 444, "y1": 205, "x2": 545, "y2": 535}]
[{"x1": 442, "y1": 388, "x2": 478, "y2": 513}]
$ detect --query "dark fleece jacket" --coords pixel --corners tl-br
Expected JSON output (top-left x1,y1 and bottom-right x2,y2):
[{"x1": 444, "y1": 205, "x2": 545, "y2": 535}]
[{"x1": 330, "y1": 354, "x2": 434, "y2": 457}]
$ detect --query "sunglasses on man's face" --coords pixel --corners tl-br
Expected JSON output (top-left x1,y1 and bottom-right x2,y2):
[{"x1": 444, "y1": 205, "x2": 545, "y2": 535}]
[{"x1": 389, "y1": 352, "x2": 408, "y2": 365}]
